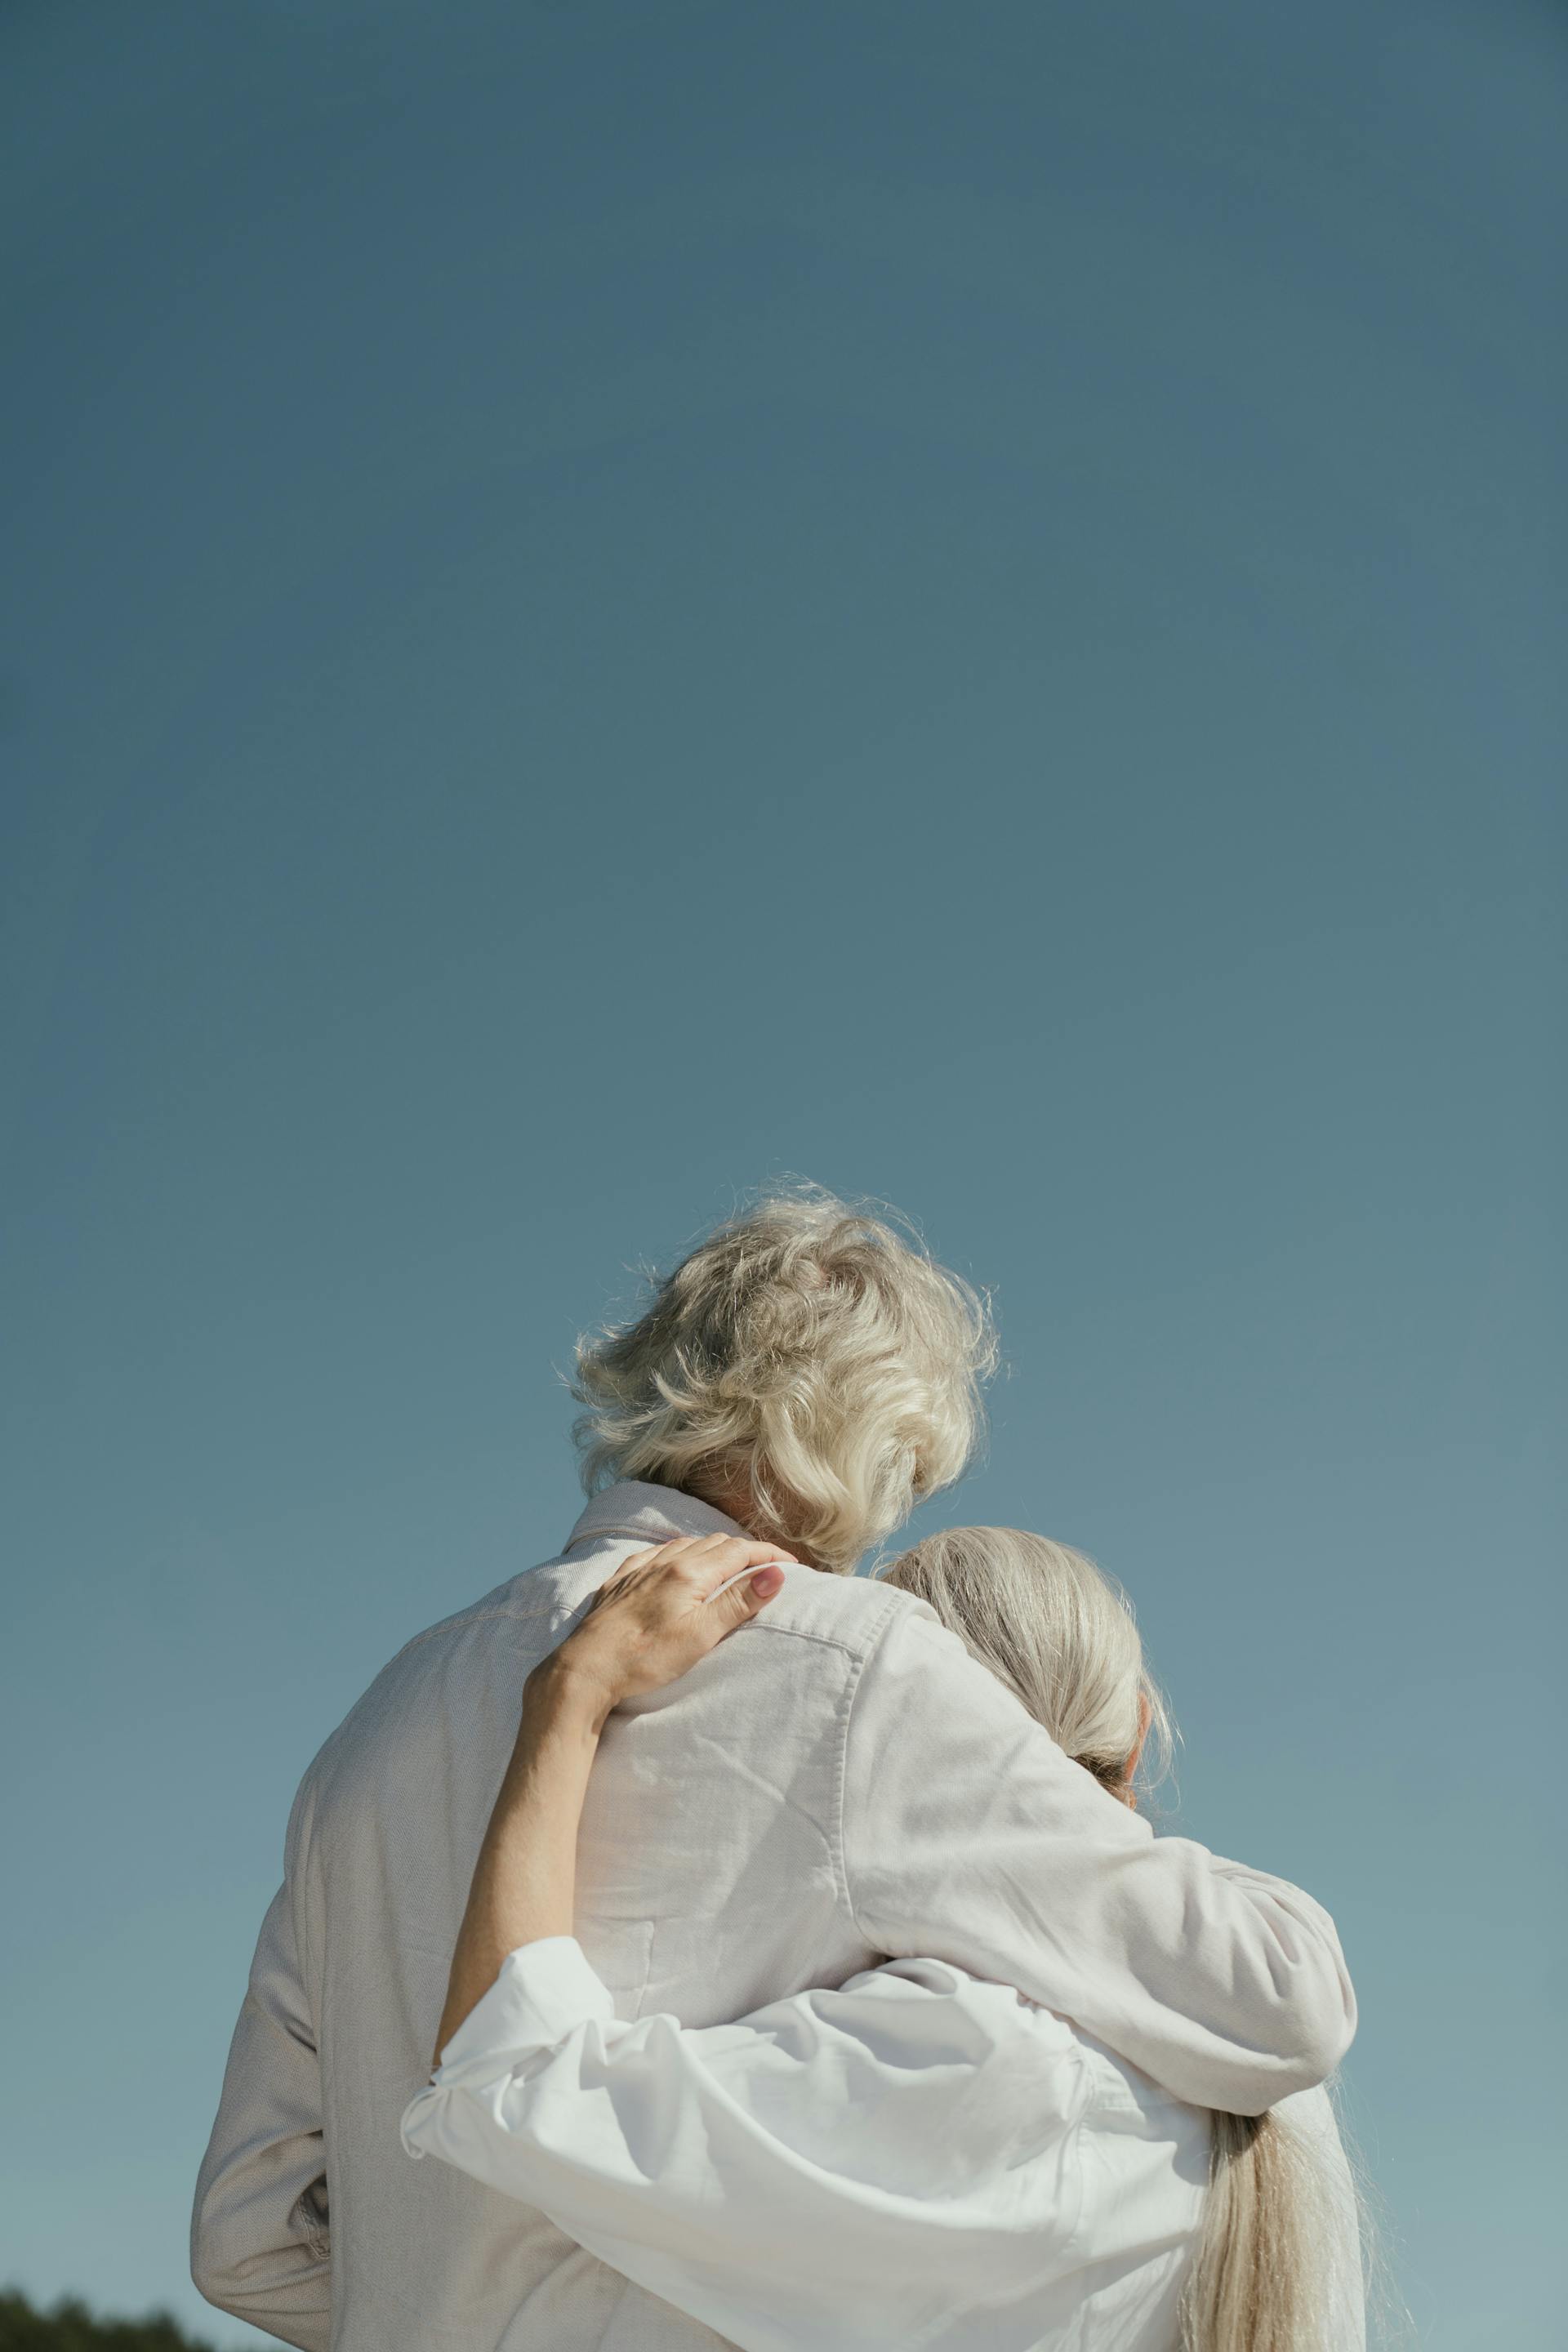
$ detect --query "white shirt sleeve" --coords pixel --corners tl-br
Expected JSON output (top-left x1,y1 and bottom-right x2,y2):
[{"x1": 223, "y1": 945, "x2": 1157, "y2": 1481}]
[
  {"x1": 842, "y1": 1606, "x2": 1356, "y2": 2114},
  {"x1": 401, "y1": 1939, "x2": 1103, "y2": 2352}
]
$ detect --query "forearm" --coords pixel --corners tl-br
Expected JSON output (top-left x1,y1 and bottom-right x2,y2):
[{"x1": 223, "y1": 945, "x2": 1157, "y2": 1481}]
[
  {"x1": 433, "y1": 1660, "x2": 609, "y2": 2065},
  {"x1": 846, "y1": 1612, "x2": 1356, "y2": 2113}
]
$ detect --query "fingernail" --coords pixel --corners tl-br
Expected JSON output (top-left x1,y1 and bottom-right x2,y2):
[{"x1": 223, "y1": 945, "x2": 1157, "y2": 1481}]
[{"x1": 750, "y1": 1566, "x2": 786, "y2": 1598}]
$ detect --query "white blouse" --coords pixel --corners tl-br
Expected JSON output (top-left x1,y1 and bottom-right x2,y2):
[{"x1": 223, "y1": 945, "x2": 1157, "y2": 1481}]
[{"x1": 402, "y1": 1938, "x2": 1362, "y2": 2352}]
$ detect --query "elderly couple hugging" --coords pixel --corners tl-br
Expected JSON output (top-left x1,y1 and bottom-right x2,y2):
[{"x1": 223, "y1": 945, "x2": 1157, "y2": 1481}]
[{"x1": 194, "y1": 1191, "x2": 1361, "y2": 2352}]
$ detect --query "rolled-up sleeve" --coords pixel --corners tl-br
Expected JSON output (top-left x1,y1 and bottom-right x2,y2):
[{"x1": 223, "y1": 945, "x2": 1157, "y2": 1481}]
[
  {"x1": 191, "y1": 1784, "x2": 332, "y2": 2352},
  {"x1": 841, "y1": 1607, "x2": 1356, "y2": 2114}
]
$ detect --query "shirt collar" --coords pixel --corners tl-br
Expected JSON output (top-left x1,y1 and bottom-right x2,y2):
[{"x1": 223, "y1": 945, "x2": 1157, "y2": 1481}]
[{"x1": 563, "y1": 1479, "x2": 749, "y2": 1555}]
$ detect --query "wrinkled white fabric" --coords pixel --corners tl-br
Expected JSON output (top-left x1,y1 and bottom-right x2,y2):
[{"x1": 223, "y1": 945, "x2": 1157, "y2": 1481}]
[
  {"x1": 404, "y1": 1941, "x2": 1365, "y2": 2352},
  {"x1": 403, "y1": 1937, "x2": 1214, "y2": 2351},
  {"x1": 193, "y1": 1481, "x2": 1355, "y2": 2352}
]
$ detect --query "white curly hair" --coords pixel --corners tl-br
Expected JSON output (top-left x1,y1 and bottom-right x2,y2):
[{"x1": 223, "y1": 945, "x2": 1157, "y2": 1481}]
[{"x1": 571, "y1": 1187, "x2": 996, "y2": 1573}]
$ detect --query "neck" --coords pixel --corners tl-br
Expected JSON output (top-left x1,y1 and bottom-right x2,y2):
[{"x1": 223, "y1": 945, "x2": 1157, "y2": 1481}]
[{"x1": 684, "y1": 1466, "x2": 818, "y2": 1567}]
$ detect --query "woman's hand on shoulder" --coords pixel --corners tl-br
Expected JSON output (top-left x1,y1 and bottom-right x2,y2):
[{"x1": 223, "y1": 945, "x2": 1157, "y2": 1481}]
[{"x1": 532, "y1": 1535, "x2": 794, "y2": 1722}]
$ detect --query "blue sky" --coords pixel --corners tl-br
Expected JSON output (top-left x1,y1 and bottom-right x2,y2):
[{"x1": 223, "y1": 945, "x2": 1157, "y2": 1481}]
[{"x1": 2, "y1": 3, "x2": 1562, "y2": 2345}]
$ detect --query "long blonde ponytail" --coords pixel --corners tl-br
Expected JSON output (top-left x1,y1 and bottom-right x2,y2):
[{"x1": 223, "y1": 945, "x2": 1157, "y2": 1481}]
[
  {"x1": 883, "y1": 1528, "x2": 1362, "y2": 2352},
  {"x1": 1180, "y1": 2109, "x2": 1346, "y2": 2350}
]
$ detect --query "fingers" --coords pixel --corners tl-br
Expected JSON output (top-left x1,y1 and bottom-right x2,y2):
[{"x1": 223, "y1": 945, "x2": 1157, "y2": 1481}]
[
  {"x1": 606, "y1": 1535, "x2": 795, "y2": 1597},
  {"x1": 595, "y1": 1539, "x2": 710, "y2": 1593},
  {"x1": 693, "y1": 1539, "x2": 793, "y2": 1629},
  {"x1": 705, "y1": 1559, "x2": 786, "y2": 1632},
  {"x1": 688, "y1": 1538, "x2": 795, "y2": 1594},
  {"x1": 590, "y1": 1534, "x2": 794, "y2": 1658},
  {"x1": 565, "y1": 1532, "x2": 795, "y2": 1703}
]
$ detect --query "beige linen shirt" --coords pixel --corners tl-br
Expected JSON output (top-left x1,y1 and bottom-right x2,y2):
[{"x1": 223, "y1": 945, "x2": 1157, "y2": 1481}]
[{"x1": 193, "y1": 1481, "x2": 1355, "y2": 2352}]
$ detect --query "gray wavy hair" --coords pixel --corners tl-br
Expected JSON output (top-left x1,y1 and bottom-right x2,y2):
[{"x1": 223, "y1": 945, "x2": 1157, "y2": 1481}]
[{"x1": 571, "y1": 1188, "x2": 996, "y2": 1573}]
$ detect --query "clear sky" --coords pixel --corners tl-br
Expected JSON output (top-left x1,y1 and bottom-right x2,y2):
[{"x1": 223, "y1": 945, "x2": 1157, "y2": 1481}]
[{"x1": 2, "y1": 3, "x2": 1562, "y2": 2345}]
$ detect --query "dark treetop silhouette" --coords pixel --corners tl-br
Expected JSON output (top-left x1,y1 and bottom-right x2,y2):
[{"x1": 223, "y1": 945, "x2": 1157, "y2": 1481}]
[{"x1": 0, "y1": 2290, "x2": 226, "y2": 2352}]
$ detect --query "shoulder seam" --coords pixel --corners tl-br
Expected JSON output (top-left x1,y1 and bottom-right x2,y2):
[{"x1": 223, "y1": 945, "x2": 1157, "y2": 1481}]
[
  {"x1": 380, "y1": 1592, "x2": 569, "y2": 1669},
  {"x1": 747, "y1": 1617, "x2": 875, "y2": 1662},
  {"x1": 830, "y1": 1582, "x2": 907, "y2": 1943},
  {"x1": 392, "y1": 1593, "x2": 884, "y2": 1672}
]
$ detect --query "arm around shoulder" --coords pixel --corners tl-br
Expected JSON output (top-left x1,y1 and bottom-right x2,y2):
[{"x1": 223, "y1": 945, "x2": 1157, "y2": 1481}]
[{"x1": 839, "y1": 1601, "x2": 1356, "y2": 2114}]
